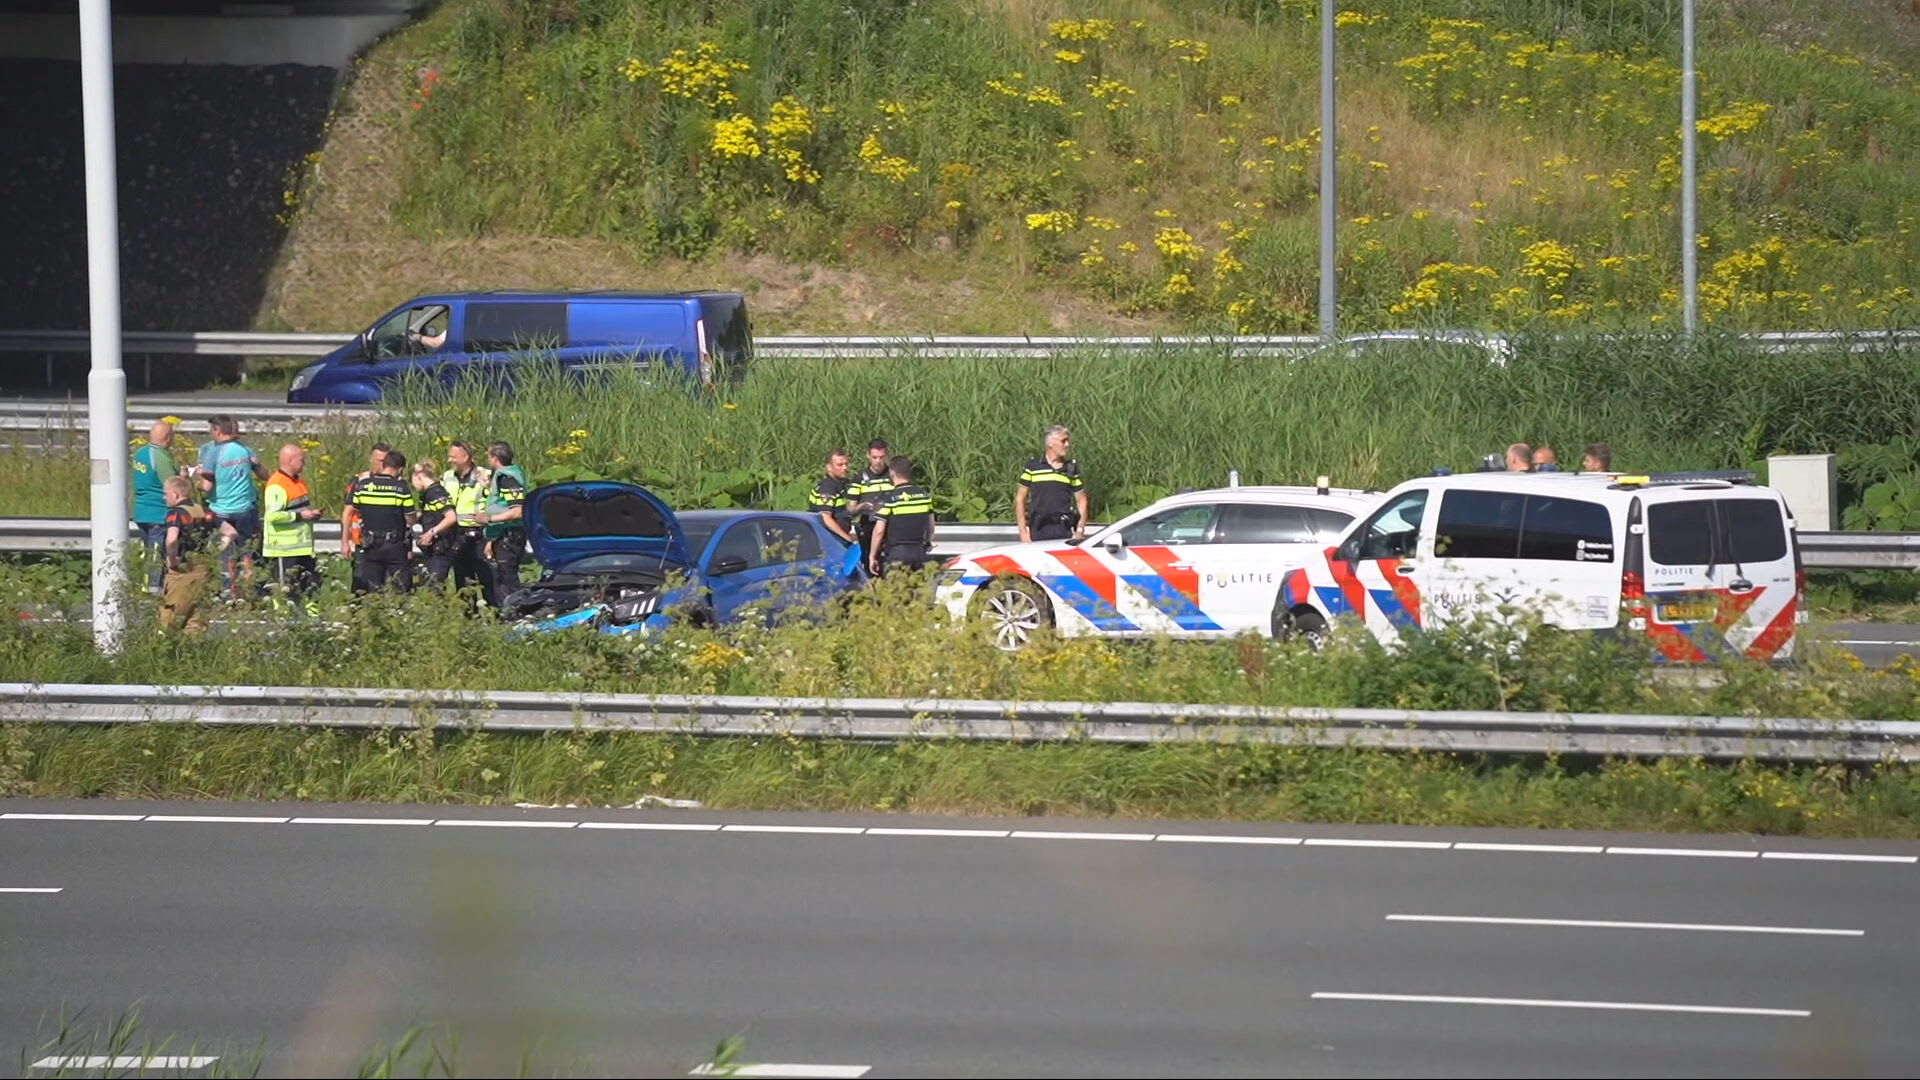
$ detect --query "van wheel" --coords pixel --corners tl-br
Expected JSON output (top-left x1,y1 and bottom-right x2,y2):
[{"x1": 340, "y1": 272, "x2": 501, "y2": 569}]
[
  {"x1": 1273, "y1": 604, "x2": 1329, "y2": 651},
  {"x1": 970, "y1": 577, "x2": 1052, "y2": 652}
]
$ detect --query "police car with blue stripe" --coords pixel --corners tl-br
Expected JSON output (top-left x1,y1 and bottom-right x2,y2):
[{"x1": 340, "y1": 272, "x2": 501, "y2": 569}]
[{"x1": 935, "y1": 482, "x2": 1384, "y2": 650}]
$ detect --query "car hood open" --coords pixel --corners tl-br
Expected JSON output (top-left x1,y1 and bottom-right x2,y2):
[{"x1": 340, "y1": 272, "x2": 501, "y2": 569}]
[{"x1": 524, "y1": 481, "x2": 693, "y2": 571}]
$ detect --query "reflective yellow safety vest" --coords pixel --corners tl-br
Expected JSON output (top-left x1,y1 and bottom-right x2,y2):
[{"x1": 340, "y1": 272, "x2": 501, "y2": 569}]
[
  {"x1": 442, "y1": 464, "x2": 492, "y2": 527},
  {"x1": 262, "y1": 471, "x2": 315, "y2": 558}
]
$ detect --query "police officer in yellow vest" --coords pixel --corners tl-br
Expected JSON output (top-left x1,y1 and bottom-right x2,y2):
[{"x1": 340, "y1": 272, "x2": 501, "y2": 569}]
[
  {"x1": 436, "y1": 440, "x2": 492, "y2": 593},
  {"x1": 845, "y1": 438, "x2": 894, "y2": 569}
]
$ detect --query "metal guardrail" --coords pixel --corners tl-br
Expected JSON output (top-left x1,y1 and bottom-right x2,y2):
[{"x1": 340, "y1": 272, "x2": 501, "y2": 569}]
[
  {"x1": 3, "y1": 328, "x2": 1917, "y2": 359},
  {"x1": 4, "y1": 518, "x2": 1913, "y2": 569},
  {"x1": 1, "y1": 681, "x2": 1913, "y2": 762},
  {"x1": 0, "y1": 517, "x2": 1028, "y2": 561}
]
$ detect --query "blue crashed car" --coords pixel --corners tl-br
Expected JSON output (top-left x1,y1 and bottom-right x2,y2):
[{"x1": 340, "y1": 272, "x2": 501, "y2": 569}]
[{"x1": 505, "y1": 482, "x2": 865, "y2": 635}]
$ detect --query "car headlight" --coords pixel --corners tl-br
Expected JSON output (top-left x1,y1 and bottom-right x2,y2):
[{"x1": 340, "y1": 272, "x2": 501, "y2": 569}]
[
  {"x1": 289, "y1": 364, "x2": 322, "y2": 392},
  {"x1": 608, "y1": 594, "x2": 659, "y2": 623}
]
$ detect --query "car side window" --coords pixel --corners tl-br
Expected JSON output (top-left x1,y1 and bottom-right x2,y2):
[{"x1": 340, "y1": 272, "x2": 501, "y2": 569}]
[
  {"x1": 1306, "y1": 509, "x2": 1354, "y2": 541},
  {"x1": 1212, "y1": 504, "x2": 1315, "y2": 544},
  {"x1": 1520, "y1": 496, "x2": 1613, "y2": 562},
  {"x1": 1120, "y1": 504, "x2": 1216, "y2": 547},
  {"x1": 758, "y1": 518, "x2": 821, "y2": 565},
  {"x1": 1436, "y1": 490, "x2": 1525, "y2": 559},
  {"x1": 1352, "y1": 490, "x2": 1428, "y2": 561},
  {"x1": 712, "y1": 521, "x2": 764, "y2": 569}
]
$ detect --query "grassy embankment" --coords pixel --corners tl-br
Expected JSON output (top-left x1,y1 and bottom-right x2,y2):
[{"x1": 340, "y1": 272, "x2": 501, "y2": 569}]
[{"x1": 267, "y1": 0, "x2": 1920, "y2": 334}]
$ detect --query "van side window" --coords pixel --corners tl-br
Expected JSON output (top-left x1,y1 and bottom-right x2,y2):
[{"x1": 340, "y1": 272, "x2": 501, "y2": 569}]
[
  {"x1": 1520, "y1": 496, "x2": 1613, "y2": 562},
  {"x1": 1212, "y1": 504, "x2": 1314, "y2": 544},
  {"x1": 1306, "y1": 509, "x2": 1354, "y2": 539},
  {"x1": 1435, "y1": 490, "x2": 1523, "y2": 558},
  {"x1": 1718, "y1": 499, "x2": 1787, "y2": 562},
  {"x1": 1353, "y1": 490, "x2": 1427, "y2": 560},
  {"x1": 1647, "y1": 501, "x2": 1714, "y2": 565},
  {"x1": 467, "y1": 303, "x2": 567, "y2": 353}
]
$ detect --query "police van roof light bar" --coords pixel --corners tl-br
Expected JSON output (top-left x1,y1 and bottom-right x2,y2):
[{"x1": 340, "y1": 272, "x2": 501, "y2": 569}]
[{"x1": 1609, "y1": 469, "x2": 1755, "y2": 490}]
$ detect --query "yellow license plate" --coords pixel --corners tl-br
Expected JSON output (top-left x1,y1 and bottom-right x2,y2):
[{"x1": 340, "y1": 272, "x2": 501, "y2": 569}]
[{"x1": 1655, "y1": 601, "x2": 1717, "y2": 622}]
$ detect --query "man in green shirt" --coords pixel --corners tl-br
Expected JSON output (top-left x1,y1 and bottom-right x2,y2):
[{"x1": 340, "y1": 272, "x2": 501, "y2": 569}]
[
  {"x1": 130, "y1": 420, "x2": 177, "y2": 594},
  {"x1": 475, "y1": 440, "x2": 529, "y2": 611}
]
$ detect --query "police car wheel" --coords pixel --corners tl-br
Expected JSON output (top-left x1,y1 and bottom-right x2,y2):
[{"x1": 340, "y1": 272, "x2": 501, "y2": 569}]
[
  {"x1": 1273, "y1": 606, "x2": 1329, "y2": 650},
  {"x1": 972, "y1": 577, "x2": 1051, "y2": 652}
]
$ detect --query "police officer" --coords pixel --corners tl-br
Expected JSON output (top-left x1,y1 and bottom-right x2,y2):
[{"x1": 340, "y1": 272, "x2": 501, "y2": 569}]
[
  {"x1": 845, "y1": 439, "x2": 894, "y2": 567},
  {"x1": 808, "y1": 448, "x2": 857, "y2": 544},
  {"x1": 475, "y1": 441, "x2": 529, "y2": 610},
  {"x1": 339, "y1": 441, "x2": 393, "y2": 561},
  {"x1": 438, "y1": 440, "x2": 492, "y2": 594},
  {"x1": 410, "y1": 459, "x2": 459, "y2": 586},
  {"x1": 1016, "y1": 424, "x2": 1089, "y2": 543},
  {"x1": 346, "y1": 450, "x2": 416, "y2": 594},
  {"x1": 868, "y1": 456, "x2": 936, "y2": 577}
]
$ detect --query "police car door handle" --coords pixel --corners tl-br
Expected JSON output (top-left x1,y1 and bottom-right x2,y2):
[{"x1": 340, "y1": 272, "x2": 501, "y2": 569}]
[{"x1": 1168, "y1": 561, "x2": 1192, "y2": 570}]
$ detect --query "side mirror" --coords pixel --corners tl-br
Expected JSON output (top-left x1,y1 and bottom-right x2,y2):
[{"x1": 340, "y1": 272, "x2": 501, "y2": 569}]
[
  {"x1": 1336, "y1": 539, "x2": 1360, "y2": 564},
  {"x1": 710, "y1": 555, "x2": 749, "y2": 577},
  {"x1": 1099, "y1": 533, "x2": 1126, "y2": 555}
]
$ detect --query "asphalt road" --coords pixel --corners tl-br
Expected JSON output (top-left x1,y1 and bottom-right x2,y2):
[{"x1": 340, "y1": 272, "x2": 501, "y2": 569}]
[{"x1": 3, "y1": 801, "x2": 1917, "y2": 1078}]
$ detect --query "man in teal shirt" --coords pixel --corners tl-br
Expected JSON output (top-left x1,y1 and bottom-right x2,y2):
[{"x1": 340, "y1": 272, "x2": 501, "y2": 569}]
[
  {"x1": 475, "y1": 440, "x2": 528, "y2": 611},
  {"x1": 131, "y1": 419, "x2": 177, "y2": 593},
  {"x1": 194, "y1": 415, "x2": 268, "y2": 601}
]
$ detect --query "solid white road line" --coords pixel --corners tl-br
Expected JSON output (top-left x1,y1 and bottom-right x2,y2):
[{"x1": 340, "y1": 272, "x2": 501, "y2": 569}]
[
  {"x1": 0, "y1": 887, "x2": 62, "y2": 894},
  {"x1": 723, "y1": 824, "x2": 867, "y2": 835},
  {"x1": 1762, "y1": 851, "x2": 1919, "y2": 864},
  {"x1": 688, "y1": 1064, "x2": 870, "y2": 1079},
  {"x1": 289, "y1": 817, "x2": 435, "y2": 826},
  {"x1": 1154, "y1": 834, "x2": 1303, "y2": 845},
  {"x1": 2, "y1": 812, "x2": 146, "y2": 821},
  {"x1": 1452, "y1": 842, "x2": 1606, "y2": 854},
  {"x1": 144, "y1": 815, "x2": 289, "y2": 824},
  {"x1": 1311, "y1": 992, "x2": 1809, "y2": 1018},
  {"x1": 865, "y1": 827, "x2": 1011, "y2": 837},
  {"x1": 1386, "y1": 914, "x2": 1865, "y2": 936},
  {"x1": 1010, "y1": 830, "x2": 1155, "y2": 841},
  {"x1": 578, "y1": 821, "x2": 724, "y2": 832},
  {"x1": 1304, "y1": 837, "x2": 1451, "y2": 850},
  {"x1": 431, "y1": 819, "x2": 578, "y2": 829},
  {"x1": 31, "y1": 1055, "x2": 220, "y2": 1070},
  {"x1": 1606, "y1": 846, "x2": 1757, "y2": 859}
]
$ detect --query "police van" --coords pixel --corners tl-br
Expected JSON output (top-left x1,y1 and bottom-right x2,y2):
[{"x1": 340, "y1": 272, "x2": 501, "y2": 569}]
[
  {"x1": 937, "y1": 484, "x2": 1385, "y2": 650},
  {"x1": 1271, "y1": 471, "x2": 1806, "y2": 662}
]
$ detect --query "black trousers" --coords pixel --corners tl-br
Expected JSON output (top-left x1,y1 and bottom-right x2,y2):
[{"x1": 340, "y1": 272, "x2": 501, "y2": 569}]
[
  {"x1": 1028, "y1": 518, "x2": 1076, "y2": 542},
  {"x1": 353, "y1": 540, "x2": 412, "y2": 595},
  {"x1": 266, "y1": 555, "x2": 318, "y2": 604},
  {"x1": 481, "y1": 530, "x2": 526, "y2": 609},
  {"x1": 428, "y1": 527, "x2": 487, "y2": 591},
  {"x1": 877, "y1": 545, "x2": 932, "y2": 577}
]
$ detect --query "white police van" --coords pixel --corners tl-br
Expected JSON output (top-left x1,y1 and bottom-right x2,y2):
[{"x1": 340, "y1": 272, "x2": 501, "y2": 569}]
[
  {"x1": 937, "y1": 484, "x2": 1385, "y2": 650},
  {"x1": 1271, "y1": 471, "x2": 1806, "y2": 662}
]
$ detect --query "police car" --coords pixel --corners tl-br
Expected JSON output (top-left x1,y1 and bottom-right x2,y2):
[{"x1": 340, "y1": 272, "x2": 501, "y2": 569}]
[
  {"x1": 1271, "y1": 471, "x2": 1806, "y2": 662},
  {"x1": 936, "y1": 484, "x2": 1385, "y2": 649}
]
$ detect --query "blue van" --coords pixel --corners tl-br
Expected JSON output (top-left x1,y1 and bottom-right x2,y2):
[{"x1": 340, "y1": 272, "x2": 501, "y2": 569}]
[{"x1": 286, "y1": 291, "x2": 752, "y2": 404}]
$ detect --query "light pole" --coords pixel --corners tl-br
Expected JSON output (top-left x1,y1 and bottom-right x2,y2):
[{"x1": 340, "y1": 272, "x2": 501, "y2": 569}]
[
  {"x1": 80, "y1": 0, "x2": 127, "y2": 652},
  {"x1": 1318, "y1": 0, "x2": 1337, "y2": 341},
  {"x1": 1680, "y1": 0, "x2": 1699, "y2": 333}
]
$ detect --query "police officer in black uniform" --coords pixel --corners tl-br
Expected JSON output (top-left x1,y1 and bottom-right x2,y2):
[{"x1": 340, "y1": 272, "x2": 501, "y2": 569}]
[
  {"x1": 1016, "y1": 424, "x2": 1089, "y2": 543},
  {"x1": 868, "y1": 456, "x2": 936, "y2": 577},
  {"x1": 845, "y1": 438, "x2": 894, "y2": 568},
  {"x1": 346, "y1": 450, "x2": 417, "y2": 594},
  {"x1": 808, "y1": 448, "x2": 857, "y2": 545}
]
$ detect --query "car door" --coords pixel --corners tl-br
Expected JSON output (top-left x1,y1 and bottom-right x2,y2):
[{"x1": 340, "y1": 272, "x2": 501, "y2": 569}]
[
  {"x1": 705, "y1": 518, "x2": 778, "y2": 623},
  {"x1": 1328, "y1": 488, "x2": 1431, "y2": 644},
  {"x1": 1083, "y1": 502, "x2": 1226, "y2": 636},
  {"x1": 1643, "y1": 496, "x2": 1796, "y2": 661},
  {"x1": 1197, "y1": 503, "x2": 1322, "y2": 633},
  {"x1": 756, "y1": 517, "x2": 832, "y2": 617}
]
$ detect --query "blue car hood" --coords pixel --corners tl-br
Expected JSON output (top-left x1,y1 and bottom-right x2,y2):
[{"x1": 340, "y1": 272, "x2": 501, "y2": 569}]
[{"x1": 524, "y1": 481, "x2": 694, "y2": 570}]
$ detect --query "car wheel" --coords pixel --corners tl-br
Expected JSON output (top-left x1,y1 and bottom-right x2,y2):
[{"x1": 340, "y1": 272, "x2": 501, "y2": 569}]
[
  {"x1": 970, "y1": 576, "x2": 1052, "y2": 652},
  {"x1": 1272, "y1": 604, "x2": 1329, "y2": 651}
]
